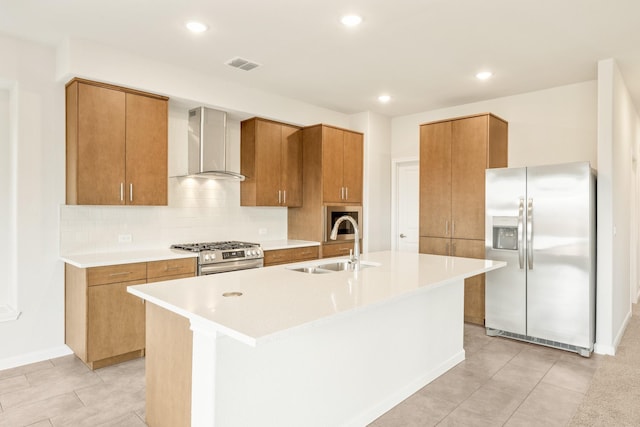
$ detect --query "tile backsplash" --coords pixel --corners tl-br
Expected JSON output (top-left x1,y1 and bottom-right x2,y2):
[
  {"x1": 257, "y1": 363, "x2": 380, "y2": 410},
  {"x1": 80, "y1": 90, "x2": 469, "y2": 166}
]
[{"x1": 60, "y1": 177, "x2": 287, "y2": 254}]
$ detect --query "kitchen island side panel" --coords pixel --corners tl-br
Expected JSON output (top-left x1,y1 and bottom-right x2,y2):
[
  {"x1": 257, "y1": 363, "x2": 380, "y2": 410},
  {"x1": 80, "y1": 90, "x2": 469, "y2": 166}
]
[{"x1": 210, "y1": 280, "x2": 464, "y2": 427}]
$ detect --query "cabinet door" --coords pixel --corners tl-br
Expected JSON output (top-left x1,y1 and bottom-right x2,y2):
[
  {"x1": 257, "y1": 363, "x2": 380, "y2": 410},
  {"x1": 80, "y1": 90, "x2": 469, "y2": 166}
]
[
  {"x1": 322, "y1": 126, "x2": 345, "y2": 203},
  {"x1": 451, "y1": 116, "x2": 487, "y2": 240},
  {"x1": 76, "y1": 83, "x2": 126, "y2": 205},
  {"x1": 264, "y1": 248, "x2": 296, "y2": 266},
  {"x1": 419, "y1": 236, "x2": 450, "y2": 256},
  {"x1": 420, "y1": 122, "x2": 451, "y2": 238},
  {"x1": 256, "y1": 119, "x2": 282, "y2": 206},
  {"x1": 343, "y1": 131, "x2": 363, "y2": 203},
  {"x1": 125, "y1": 93, "x2": 168, "y2": 205},
  {"x1": 281, "y1": 124, "x2": 302, "y2": 207},
  {"x1": 87, "y1": 279, "x2": 146, "y2": 362},
  {"x1": 452, "y1": 238, "x2": 485, "y2": 325}
]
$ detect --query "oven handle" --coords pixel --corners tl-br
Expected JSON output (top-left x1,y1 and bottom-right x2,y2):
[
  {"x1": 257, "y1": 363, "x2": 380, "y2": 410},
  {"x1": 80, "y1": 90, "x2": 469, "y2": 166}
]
[{"x1": 199, "y1": 258, "x2": 264, "y2": 275}]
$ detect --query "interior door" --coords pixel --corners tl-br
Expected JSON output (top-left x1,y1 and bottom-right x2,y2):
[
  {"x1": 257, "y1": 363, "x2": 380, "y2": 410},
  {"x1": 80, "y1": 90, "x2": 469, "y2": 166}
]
[{"x1": 396, "y1": 161, "x2": 419, "y2": 252}]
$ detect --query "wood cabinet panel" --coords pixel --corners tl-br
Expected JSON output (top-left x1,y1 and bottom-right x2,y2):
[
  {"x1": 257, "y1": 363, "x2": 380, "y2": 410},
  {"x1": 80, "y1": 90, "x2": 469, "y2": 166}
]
[
  {"x1": 452, "y1": 116, "x2": 488, "y2": 240},
  {"x1": 419, "y1": 121, "x2": 451, "y2": 238},
  {"x1": 321, "y1": 241, "x2": 361, "y2": 258},
  {"x1": 145, "y1": 303, "x2": 192, "y2": 427},
  {"x1": 74, "y1": 82, "x2": 126, "y2": 205},
  {"x1": 241, "y1": 118, "x2": 302, "y2": 207},
  {"x1": 66, "y1": 78, "x2": 168, "y2": 206},
  {"x1": 282, "y1": 124, "x2": 303, "y2": 207},
  {"x1": 322, "y1": 126, "x2": 345, "y2": 203},
  {"x1": 86, "y1": 262, "x2": 147, "y2": 286},
  {"x1": 343, "y1": 130, "x2": 363, "y2": 203},
  {"x1": 264, "y1": 246, "x2": 320, "y2": 266},
  {"x1": 147, "y1": 258, "x2": 196, "y2": 280},
  {"x1": 419, "y1": 236, "x2": 450, "y2": 256},
  {"x1": 87, "y1": 279, "x2": 146, "y2": 362},
  {"x1": 452, "y1": 239, "x2": 486, "y2": 325},
  {"x1": 125, "y1": 93, "x2": 168, "y2": 205}
]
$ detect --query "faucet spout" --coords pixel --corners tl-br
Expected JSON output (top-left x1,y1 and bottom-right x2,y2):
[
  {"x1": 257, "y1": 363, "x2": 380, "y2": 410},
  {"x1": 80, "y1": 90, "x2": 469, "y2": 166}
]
[{"x1": 329, "y1": 215, "x2": 360, "y2": 270}]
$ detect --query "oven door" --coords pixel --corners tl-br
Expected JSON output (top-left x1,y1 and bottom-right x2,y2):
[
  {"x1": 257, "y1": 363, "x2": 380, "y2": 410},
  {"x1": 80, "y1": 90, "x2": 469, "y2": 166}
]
[
  {"x1": 325, "y1": 205, "x2": 363, "y2": 242},
  {"x1": 199, "y1": 258, "x2": 264, "y2": 275}
]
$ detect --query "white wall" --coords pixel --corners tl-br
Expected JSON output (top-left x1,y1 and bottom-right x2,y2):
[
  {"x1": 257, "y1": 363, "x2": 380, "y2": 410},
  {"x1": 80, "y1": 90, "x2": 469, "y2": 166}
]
[
  {"x1": 349, "y1": 112, "x2": 392, "y2": 252},
  {"x1": 595, "y1": 59, "x2": 639, "y2": 355},
  {"x1": 391, "y1": 81, "x2": 598, "y2": 168},
  {"x1": 0, "y1": 35, "x2": 68, "y2": 366}
]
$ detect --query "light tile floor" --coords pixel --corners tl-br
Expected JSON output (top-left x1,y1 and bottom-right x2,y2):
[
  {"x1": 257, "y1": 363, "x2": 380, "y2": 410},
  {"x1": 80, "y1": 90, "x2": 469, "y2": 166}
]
[{"x1": 0, "y1": 324, "x2": 600, "y2": 426}]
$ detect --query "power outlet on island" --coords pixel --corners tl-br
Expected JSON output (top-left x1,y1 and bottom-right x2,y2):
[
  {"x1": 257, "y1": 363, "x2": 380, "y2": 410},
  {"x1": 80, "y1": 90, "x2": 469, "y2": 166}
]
[{"x1": 118, "y1": 234, "x2": 132, "y2": 243}]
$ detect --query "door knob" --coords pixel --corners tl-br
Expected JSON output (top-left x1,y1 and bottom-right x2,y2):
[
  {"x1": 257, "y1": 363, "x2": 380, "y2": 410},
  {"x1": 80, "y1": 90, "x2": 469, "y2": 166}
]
[{"x1": 400, "y1": 233, "x2": 407, "y2": 238}]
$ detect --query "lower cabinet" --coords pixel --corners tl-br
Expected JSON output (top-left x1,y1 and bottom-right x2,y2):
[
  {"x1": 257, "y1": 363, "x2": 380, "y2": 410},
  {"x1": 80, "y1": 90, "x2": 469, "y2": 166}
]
[
  {"x1": 65, "y1": 257, "x2": 196, "y2": 369},
  {"x1": 321, "y1": 240, "x2": 361, "y2": 259},
  {"x1": 419, "y1": 237, "x2": 485, "y2": 325},
  {"x1": 263, "y1": 246, "x2": 319, "y2": 266}
]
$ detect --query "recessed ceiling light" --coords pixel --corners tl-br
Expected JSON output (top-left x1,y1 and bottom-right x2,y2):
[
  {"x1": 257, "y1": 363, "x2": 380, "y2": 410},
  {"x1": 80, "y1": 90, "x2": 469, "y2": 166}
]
[
  {"x1": 185, "y1": 21, "x2": 208, "y2": 33},
  {"x1": 378, "y1": 94, "x2": 391, "y2": 103},
  {"x1": 476, "y1": 71, "x2": 493, "y2": 80},
  {"x1": 341, "y1": 15, "x2": 363, "y2": 27}
]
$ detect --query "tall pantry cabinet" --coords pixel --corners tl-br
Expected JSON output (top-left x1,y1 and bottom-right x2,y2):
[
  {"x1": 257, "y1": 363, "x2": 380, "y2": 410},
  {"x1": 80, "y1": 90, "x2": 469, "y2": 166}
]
[{"x1": 419, "y1": 113, "x2": 508, "y2": 325}]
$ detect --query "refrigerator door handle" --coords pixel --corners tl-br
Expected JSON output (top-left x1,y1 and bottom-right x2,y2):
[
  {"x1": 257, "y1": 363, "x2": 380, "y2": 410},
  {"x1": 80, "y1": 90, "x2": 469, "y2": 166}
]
[
  {"x1": 527, "y1": 197, "x2": 534, "y2": 269},
  {"x1": 518, "y1": 198, "x2": 525, "y2": 269}
]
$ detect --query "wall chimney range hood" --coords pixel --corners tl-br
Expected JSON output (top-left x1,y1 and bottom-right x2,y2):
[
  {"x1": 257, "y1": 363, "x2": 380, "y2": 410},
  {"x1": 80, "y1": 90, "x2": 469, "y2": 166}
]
[{"x1": 184, "y1": 106, "x2": 245, "y2": 180}]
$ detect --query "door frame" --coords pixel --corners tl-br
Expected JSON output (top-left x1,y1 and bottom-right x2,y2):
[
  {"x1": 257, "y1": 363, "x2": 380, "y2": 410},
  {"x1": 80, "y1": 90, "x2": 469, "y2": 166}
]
[{"x1": 391, "y1": 157, "x2": 419, "y2": 251}]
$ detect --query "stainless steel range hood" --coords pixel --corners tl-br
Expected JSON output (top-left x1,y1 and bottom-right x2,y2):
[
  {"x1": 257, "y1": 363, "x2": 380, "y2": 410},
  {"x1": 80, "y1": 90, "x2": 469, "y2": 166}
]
[{"x1": 185, "y1": 106, "x2": 245, "y2": 180}]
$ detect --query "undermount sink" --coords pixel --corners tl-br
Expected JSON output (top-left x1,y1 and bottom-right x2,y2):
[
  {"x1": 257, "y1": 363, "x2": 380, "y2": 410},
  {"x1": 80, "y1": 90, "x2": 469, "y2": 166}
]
[{"x1": 287, "y1": 259, "x2": 379, "y2": 274}]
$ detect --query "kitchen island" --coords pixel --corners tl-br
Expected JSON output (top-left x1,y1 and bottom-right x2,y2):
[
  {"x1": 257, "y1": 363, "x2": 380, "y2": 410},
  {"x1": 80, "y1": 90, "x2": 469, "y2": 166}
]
[{"x1": 128, "y1": 251, "x2": 505, "y2": 427}]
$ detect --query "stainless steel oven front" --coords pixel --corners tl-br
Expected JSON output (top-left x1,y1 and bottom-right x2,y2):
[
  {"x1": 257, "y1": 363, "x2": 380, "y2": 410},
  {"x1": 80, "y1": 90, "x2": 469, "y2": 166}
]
[{"x1": 324, "y1": 205, "x2": 363, "y2": 241}]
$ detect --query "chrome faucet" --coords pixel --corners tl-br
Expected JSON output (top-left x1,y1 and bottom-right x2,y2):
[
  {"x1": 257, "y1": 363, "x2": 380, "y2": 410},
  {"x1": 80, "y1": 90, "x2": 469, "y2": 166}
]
[{"x1": 329, "y1": 215, "x2": 360, "y2": 270}]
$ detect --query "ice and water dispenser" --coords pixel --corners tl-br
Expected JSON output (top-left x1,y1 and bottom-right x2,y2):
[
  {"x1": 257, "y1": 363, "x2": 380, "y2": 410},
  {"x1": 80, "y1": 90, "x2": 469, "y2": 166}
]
[{"x1": 492, "y1": 216, "x2": 518, "y2": 250}]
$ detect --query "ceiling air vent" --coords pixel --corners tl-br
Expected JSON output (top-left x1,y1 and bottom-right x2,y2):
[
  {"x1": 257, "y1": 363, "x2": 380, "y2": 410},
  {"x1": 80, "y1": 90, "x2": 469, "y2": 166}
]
[{"x1": 225, "y1": 57, "x2": 261, "y2": 71}]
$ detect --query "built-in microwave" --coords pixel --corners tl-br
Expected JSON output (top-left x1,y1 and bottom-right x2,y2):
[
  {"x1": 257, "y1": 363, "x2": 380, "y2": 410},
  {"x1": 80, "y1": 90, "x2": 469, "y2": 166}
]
[{"x1": 324, "y1": 205, "x2": 363, "y2": 242}]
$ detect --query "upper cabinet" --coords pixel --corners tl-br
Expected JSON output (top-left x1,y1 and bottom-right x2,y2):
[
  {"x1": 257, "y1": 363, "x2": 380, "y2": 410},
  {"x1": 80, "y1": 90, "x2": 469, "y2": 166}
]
[
  {"x1": 66, "y1": 78, "x2": 168, "y2": 206},
  {"x1": 316, "y1": 125, "x2": 363, "y2": 204},
  {"x1": 419, "y1": 113, "x2": 508, "y2": 240},
  {"x1": 241, "y1": 117, "x2": 303, "y2": 207}
]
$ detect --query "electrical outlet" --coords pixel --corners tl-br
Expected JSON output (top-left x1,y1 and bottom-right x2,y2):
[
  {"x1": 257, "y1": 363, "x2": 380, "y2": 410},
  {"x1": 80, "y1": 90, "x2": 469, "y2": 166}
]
[
  {"x1": 118, "y1": 234, "x2": 132, "y2": 243},
  {"x1": 258, "y1": 228, "x2": 267, "y2": 236}
]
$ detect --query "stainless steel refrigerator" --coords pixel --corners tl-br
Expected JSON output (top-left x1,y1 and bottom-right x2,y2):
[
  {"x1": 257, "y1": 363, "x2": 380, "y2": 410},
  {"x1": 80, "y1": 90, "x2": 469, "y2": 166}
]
[{"x1": 484, "y1": 161, "x2": 596, "y2": 356}]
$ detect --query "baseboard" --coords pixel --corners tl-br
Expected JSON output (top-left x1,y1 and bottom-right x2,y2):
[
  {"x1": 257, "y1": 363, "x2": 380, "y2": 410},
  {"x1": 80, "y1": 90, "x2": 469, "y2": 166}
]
[
  {"x1": 345, "y1": 349, "x2": 466, "y2": 427},
  {"x1": 0, "y1": 345, "x2": 74, "y2": 371},
  {"x1": 594, "y1": 308, "x2": 633, "y2": 356}
]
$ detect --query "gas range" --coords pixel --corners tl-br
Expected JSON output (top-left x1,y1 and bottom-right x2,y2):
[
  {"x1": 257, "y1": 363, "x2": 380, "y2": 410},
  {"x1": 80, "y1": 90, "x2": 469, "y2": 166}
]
[{"x1": 170, "y1": 241, "x2": 263, "y2": 275}]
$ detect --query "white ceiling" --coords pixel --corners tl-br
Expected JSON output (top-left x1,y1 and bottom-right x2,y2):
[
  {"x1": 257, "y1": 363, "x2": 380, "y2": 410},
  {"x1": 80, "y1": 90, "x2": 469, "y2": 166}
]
[{"x1": 1, "y1": 0, "x2": 640, "y2": 117}]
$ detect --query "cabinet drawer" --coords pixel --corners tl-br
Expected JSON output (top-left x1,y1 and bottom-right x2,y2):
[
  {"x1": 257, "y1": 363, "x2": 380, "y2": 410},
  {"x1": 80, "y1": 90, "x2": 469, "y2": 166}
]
[
  {"x1": 87, "y1": 263, "x2": 147, "y2": 286},
  {"x1": 322, "y1": 241, "x2": 361, "y2": 259},
  {"x1": 294, "y1": 246, "x2": 319, "y2": 261},
  {"x1": 264, "y1": 249, "x2": 295, "y2": 266},
  {"x1": 147, "y1": 258, "x2": 196, "y2": 280}
]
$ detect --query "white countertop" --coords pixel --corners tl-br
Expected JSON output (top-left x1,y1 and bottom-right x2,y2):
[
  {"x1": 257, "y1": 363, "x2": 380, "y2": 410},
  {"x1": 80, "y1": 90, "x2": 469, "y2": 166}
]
[
  {"x1": 259, "y1": 239, "x2": 320, "y2": 251},
  {"x1": 128, "y1": 251, "x2": 505, "y2": 346},
  {"x1": 60, "y1": 240, "x2": 320, "y2": 268},
  {"x1": 60, "y1": 249, "x2": 197, "y2": 268}
]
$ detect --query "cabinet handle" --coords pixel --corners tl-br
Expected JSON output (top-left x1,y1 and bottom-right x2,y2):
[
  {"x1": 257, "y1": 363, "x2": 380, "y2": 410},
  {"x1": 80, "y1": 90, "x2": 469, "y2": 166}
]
[
  {"x1": 345, "y1": 187, "x2": 348, "y2": 200},
  {"x1": 445, "y1": 220, "x2": 449, "y2": 236},
  {"x1": 452, "y1": 242, "x2": 457, "y2": 256},
  {"x1": 340, "y1": 187, "x2": 344, "y2": 200},
  {"x1": 165, "y1": 266, "x2": 182, "y2": 272},
  {"x1": 130, "y1": 183, "x2": 133, "y2": 202},
  {"x1": 278, "y1": 190, "x2": 281, "y2": 204},
  {"x1": 120, "y1": 183, "x2": 124, "y2": 202},
  {"x1": 452, "y1": 221, "x2": 455, "y2": 237},
  {"x1": 283, "y1": 190, "x2": 286, "y2": 204},
  {"x1": 446, "y1": 242, "x2": 449, "y2": 255}
]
